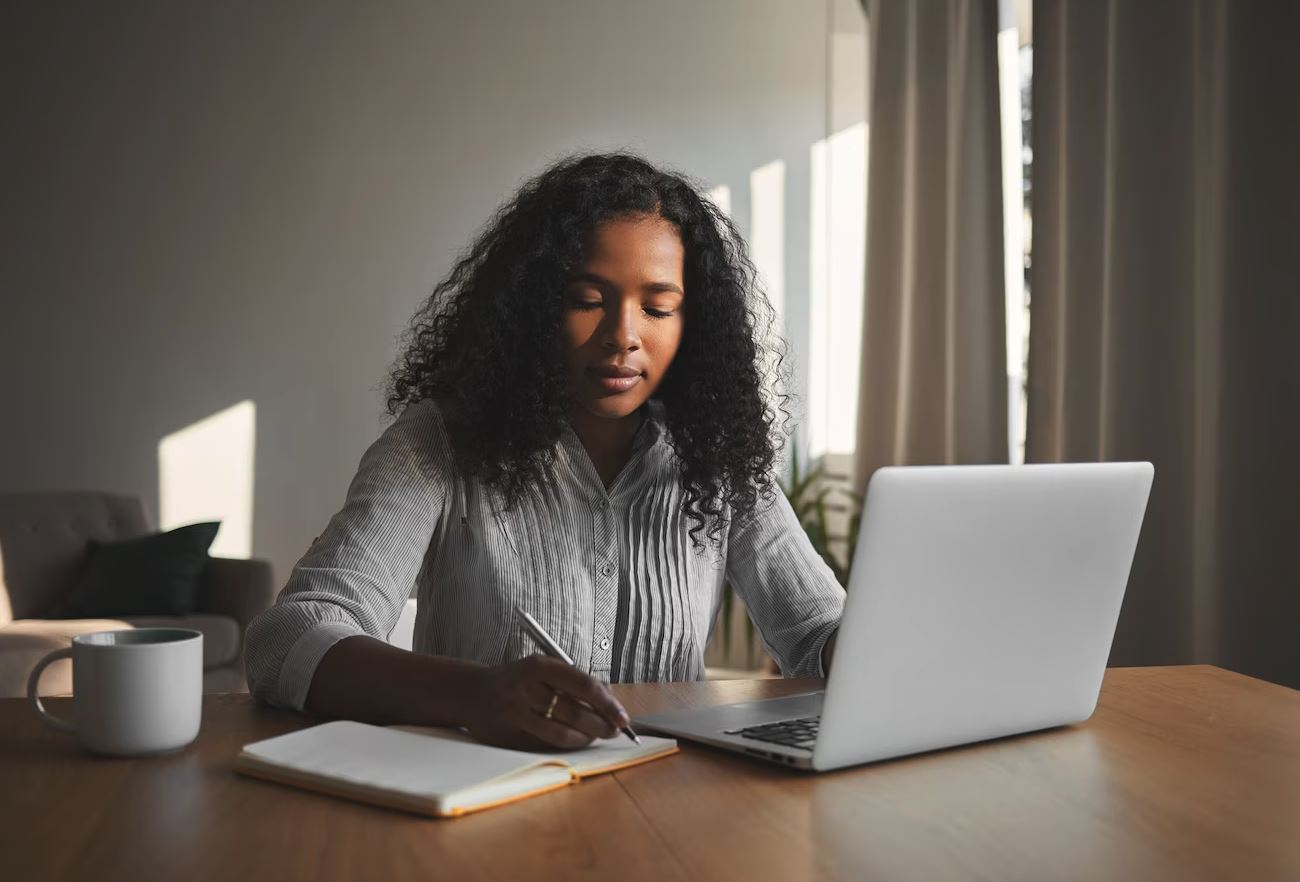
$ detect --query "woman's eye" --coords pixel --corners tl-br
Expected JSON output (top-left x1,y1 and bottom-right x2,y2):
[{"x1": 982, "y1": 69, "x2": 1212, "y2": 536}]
[
  {"x1": 644, "y1": 308, "x2": 676, "y2": 319},
  {"x1": 571, "y1": 300, "x2": 603, "y2": 311}
]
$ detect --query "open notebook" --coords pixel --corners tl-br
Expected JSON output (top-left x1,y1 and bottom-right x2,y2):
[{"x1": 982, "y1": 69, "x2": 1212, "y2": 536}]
[{"x1": 235, "y1": 720, "x2": 678, "y2": 818}]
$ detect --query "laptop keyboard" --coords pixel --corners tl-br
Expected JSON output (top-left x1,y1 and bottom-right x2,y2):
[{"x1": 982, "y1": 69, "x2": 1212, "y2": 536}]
[{"x1": 725, "y1": 715, "x2": 820, "y2": 751}]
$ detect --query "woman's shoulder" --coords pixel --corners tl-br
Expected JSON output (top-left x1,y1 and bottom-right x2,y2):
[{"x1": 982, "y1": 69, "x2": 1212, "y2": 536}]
[
  {"x1": 386, "y1": 397, "x2": 450, "y2": 439},
  {"x1": 366, "y1": 398, "x2": 458, "y2": 484},
  {"x1": 391, "y1": 397, "x2": 446, "y2": 426}
]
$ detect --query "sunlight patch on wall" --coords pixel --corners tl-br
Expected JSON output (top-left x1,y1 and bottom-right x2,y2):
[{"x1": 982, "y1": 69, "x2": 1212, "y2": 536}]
[
  {"x1": 999, "y1": 23, "x2": 1029, "y2": 464},
  {"x1": 809, "y1": 122, "x2": 868, "y2": 460},
  {"x1": 749, "y1": 160, "x2": 786, "y2": 327},
  {"x1": 158, "y1": 400, "x2": 256, "y2": 558},
  {"x1": 0, "y1": 541, "x2": 12, "y2": 625},
  {"x1": 706, "y1": 184, "x2": 732, "y2": 217}
]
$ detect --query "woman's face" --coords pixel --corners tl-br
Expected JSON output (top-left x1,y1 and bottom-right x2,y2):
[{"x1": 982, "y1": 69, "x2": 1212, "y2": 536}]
[{"x1": 562, "y1": 215, "x2": 685, "y2": 423}]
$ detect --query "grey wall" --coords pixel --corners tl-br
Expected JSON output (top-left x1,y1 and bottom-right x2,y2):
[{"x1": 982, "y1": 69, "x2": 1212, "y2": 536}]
[{"x1": 1, "y1": 1, "x2": 852, "y2": 581}]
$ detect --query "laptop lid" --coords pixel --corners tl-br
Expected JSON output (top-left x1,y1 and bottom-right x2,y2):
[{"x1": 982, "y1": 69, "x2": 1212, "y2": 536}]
[{"x1": 813, "y1": 462, "x2": 1153, "y2": 771}]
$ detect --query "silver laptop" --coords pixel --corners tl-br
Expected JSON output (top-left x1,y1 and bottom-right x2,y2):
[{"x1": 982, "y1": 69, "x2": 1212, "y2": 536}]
[{"x1": 634, "y1": 462, "x2": 1154, "y2": 771}]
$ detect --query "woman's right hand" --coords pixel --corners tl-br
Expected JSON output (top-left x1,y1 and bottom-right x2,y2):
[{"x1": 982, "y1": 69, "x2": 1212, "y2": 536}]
[{"x1": 461, "y1": 655, "x2": 631, "y2": 750}]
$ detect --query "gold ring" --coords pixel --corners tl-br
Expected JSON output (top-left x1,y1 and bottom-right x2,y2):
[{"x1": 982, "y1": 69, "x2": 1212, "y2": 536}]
[{"x1": 544, "y1": 693, "x2": 559, "y2": 720}]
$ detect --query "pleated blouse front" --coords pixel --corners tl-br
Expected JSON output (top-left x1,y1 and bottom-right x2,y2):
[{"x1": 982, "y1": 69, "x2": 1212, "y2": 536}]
[{"x1": 244, "y1": 399, "x2": 846, "y2": 711}]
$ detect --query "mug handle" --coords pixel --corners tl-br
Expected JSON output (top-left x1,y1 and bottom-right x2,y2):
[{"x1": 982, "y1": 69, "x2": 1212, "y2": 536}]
[{"x1": 27, "y1": 647, "x2": 76, "y2": 734}]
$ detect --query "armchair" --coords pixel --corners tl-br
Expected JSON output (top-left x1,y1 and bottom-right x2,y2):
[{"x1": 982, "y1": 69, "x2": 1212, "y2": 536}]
[{"x1": 0, "y1": 492, "x2": 275, "y2": 696}]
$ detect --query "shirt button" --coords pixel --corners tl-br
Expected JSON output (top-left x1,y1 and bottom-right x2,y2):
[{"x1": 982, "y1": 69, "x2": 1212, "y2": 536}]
[
  {"x1": 597, "y1": 499, "x2": 610, "y2": 510},
  {"x1": 600, "y1": 562, "x2": 614, "y2": 577},
  {"x1": 599, "y1": 638, "x2": 611, "y2": 650}
]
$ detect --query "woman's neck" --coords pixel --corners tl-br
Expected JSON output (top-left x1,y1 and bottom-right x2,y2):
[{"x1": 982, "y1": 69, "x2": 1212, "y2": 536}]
[{"x1": 568, "y1": 407, "x2": 644, "y2": 489}]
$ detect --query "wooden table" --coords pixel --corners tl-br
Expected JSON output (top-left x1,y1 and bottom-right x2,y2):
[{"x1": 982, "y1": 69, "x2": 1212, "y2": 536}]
[{"x1": 2, "y1": 665, "x2": 1298, "y2": 881}]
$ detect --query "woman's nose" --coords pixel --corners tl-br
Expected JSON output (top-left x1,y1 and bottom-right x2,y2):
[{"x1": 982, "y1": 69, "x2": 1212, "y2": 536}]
[{"x1": 602, "y1": 305, "x2": 642, "y2": 351}]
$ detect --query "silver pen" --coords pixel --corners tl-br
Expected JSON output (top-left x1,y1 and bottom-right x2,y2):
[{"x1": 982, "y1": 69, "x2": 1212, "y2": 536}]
[{"x1": 514, "y1": 606, "x2": 641, "y2": 744}]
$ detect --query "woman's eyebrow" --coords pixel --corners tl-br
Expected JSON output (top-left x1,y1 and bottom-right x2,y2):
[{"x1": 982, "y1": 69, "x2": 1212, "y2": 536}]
[
  {"x1": 569, "y1": 272, "x2": 683, "y2": 296},
  {"x1": 568, "y1": 272, "x2": 615, "y2": 291},
  {"x1": 643, "y1": 281, "x2": 685, "y2": 296}
]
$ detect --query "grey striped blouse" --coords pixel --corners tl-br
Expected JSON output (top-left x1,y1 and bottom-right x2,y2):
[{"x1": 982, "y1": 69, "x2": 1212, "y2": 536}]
[{"x1": 243, "y1": 399, "x2": 846, "y2": 711}]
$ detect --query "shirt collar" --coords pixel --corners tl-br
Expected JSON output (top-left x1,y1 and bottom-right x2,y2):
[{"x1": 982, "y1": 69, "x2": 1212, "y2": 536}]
[
  {"x1": 561, "y1": 400, "x2": 666, "y2": 455},
  {"x1": 634, "y1": 399, "x2": 667, "y2": 454}
]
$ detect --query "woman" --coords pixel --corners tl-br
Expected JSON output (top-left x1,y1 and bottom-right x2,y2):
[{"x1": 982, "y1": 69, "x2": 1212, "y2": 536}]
[{"x1": 244, "y1": 152, "x2": 845, "y2": 750}]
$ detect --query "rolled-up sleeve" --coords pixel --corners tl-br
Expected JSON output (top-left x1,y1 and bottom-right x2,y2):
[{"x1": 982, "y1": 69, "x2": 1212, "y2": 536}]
[
  {"x1": 725, "y1": 490, "x2": 846, "y2": 678},
  {"x1": 243, "y1": 400, "x2": 451, "y2": 709}
]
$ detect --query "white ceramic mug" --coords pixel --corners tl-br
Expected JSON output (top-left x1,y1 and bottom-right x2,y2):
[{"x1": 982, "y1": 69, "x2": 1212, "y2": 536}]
[{"x1": 27, "y1": 627, "x2": 203, "y2": 756}]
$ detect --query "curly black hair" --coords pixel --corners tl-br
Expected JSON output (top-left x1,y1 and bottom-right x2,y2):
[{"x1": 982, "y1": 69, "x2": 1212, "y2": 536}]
[{"x1": 387, "y1": 152, "x2": 788, "y2": 545}]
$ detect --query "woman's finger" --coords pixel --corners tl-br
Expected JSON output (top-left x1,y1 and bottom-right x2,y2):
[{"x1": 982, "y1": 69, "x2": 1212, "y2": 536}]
[
  {"x1": 545, "y1": 693, "x2": 617, "y2": 739},
  {"x1": 521, "y1": 682, "x2": 615, "y2": 741},
  {"x1": 530, "y1": 657, "x2": 629, "y2": 729},
  {"x1": 513, "y1": 705, "x2": 596, "y2": 749}
]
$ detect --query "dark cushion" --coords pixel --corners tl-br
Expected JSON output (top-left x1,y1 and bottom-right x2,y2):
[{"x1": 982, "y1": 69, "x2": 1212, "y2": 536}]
[{"x1": 51, "y1": 522, "x2": 221, "y2": 618}]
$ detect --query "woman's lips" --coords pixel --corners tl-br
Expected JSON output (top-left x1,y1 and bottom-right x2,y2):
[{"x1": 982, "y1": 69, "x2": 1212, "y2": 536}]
[{"x1": 588, "y1": 365, "x2": 644, "y2": 393}]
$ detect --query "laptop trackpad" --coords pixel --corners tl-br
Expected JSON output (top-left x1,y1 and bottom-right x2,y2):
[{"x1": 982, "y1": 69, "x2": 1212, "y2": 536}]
[{"x1": 635, "y1": 691, "x2": 825, "y2": 734}]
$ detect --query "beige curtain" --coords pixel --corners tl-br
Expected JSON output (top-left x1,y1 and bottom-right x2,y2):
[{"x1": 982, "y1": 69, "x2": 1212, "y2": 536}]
[
  {"x1": 1028, "y1": 0, "x2": 1300, "y2": 686},
  {"x1": 854, "y1": 0, "x2": 1008, "y2": 488}
]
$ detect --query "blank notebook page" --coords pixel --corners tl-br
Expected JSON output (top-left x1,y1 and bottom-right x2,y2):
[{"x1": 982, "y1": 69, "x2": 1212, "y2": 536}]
[
  {"x1": 240, "y1": 721, "x2": 573, "y2": 806},
  {"x1": 392, "y1": 724, "x2": 680, "y2": 776}
]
